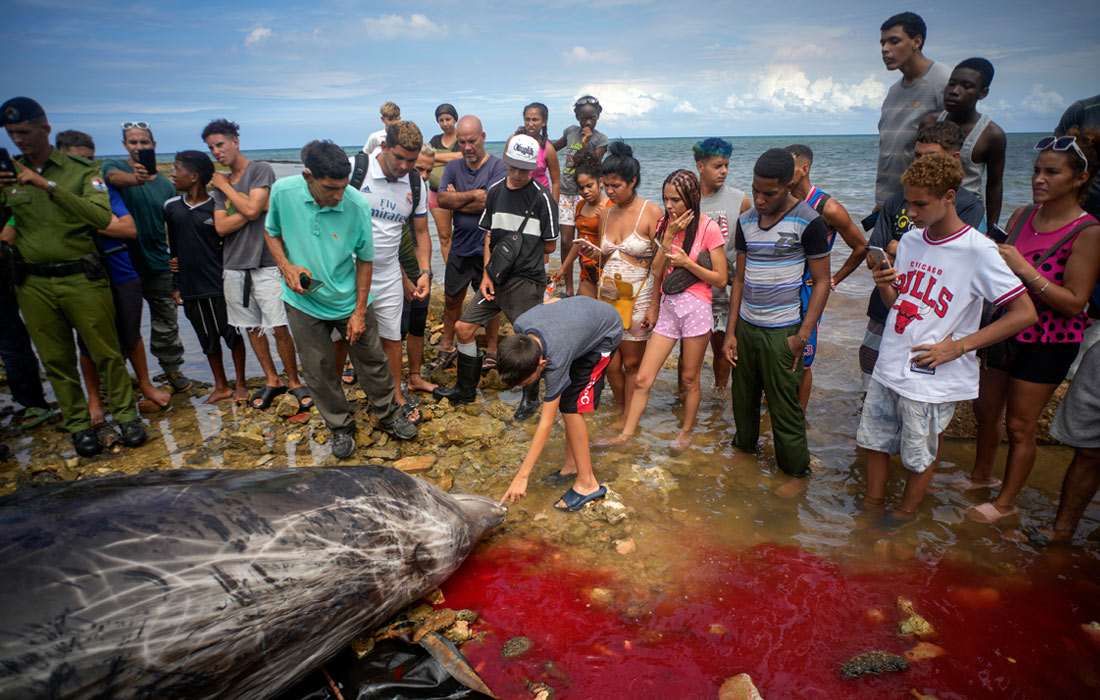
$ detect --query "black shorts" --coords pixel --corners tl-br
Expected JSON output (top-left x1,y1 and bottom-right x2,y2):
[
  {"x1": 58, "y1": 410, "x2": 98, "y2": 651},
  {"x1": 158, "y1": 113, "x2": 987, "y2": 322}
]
[
  {"x1": 78, "y1": 276, "x2": 143, "y2": 356},
  {"x1": 184, "y1": 295, "x2": 243, "y2": 355},
  {"x1": 444, "y1": 254, "x2": 484, "y2": 298},
  {"x1": 1006, "y1": 341, "x2": 1080, "y2": 384},
  {"x1": 401, "y1": 292, "x2": 430, "y2": 339},
  {"x1": 460, "y1": 277, "x2": 542, "y2": 327},
  {"x1": 559, "y1": 350, "x2": 613, "y2": 415}
]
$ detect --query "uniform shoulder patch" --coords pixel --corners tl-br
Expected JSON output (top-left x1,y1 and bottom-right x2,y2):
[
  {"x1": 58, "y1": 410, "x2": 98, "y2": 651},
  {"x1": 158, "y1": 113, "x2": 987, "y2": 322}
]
[{"x1": 91, "y1": 177, "x2": 107, "y2": 191}]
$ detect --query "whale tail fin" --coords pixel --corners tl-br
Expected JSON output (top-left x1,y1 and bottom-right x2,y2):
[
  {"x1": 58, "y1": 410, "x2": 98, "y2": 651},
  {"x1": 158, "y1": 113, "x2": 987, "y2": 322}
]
[{"x1": 451, "y1": 493, "x2": 507, "y2": 534}]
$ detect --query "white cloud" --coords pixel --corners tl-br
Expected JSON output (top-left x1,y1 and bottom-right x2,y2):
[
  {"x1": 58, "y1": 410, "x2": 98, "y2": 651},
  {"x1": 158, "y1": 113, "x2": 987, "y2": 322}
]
[
  {"x1": 575, "y1": 83, "x2": 668, "y2": 124},
  {"x1": 1021, "y1": 83, "x2": 1065, "y2": 115},
  {"x1": 561, "y1": 45, "x2": 622, "y2": 63},
  {"x1": 244, "y1": 27, "x2": 271, "y2": 48},
  {"x1": 674, "y1": 100, "x2": 699, "y2": 114},
  {"x1": 724, "y1": 65, "x2": 886, "y2": 115},
  {"x1": 365, "y1": 13, "x2": 447, "y2": 39}
]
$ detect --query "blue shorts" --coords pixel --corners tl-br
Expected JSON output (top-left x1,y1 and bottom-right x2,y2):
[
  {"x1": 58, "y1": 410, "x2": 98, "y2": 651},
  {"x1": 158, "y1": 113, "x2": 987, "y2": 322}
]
[{"x1": 799, "y1": 278, "x2": 820, "y2": 367}]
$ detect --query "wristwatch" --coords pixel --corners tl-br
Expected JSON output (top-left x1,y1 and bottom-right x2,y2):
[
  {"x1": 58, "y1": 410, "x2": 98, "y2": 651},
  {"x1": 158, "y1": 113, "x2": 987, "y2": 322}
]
[
  {"x1": 419, "y1": 269, "x2": 433, "y2": 280},
  {"x1": 45, "y1": 180, "x2": 58, "y2": 195}
]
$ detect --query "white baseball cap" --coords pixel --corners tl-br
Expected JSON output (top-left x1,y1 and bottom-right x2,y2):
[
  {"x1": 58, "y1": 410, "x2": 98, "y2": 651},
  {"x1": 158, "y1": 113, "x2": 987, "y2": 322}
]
[{"x1": 503, "y1": 134, "x2": 539, "y2": 170}]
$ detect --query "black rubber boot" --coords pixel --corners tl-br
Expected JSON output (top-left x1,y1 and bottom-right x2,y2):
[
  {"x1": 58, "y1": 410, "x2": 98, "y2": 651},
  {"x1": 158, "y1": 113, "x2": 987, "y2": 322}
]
[
  {"x1": 513, "y1": 381, "x2": 541, "y2": 422},
  {"x1": 431, "y1": 351, "x2": 480, "y2": 405}
]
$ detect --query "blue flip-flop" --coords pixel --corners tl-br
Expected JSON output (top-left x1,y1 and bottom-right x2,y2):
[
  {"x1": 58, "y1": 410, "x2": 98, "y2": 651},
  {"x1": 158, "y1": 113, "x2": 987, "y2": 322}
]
[{"x1": 554, "y1": 485, "x2": 608, "y2": 512}]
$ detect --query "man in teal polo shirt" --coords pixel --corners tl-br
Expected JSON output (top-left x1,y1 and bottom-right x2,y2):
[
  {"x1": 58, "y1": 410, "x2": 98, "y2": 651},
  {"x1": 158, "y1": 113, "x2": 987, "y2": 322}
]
[{"x1": 264, "y1": 140, "x2": 417, "y2": 458}]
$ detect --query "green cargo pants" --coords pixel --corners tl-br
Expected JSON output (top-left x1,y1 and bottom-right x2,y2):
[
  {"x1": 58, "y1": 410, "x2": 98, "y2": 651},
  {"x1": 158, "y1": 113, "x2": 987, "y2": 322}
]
[
  {"x1": 730, "y1": 320, "x2": 811, "y2": 477},
  {"x1": 16, "y1": 272, "x2": 138, "y2": 433}
]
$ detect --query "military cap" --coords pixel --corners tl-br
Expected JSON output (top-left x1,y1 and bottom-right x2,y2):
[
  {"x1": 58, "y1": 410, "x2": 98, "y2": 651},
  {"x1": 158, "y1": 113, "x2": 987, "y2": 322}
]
[{"x1": 1, "y1": 97, "x2": 46, "y2": 125}]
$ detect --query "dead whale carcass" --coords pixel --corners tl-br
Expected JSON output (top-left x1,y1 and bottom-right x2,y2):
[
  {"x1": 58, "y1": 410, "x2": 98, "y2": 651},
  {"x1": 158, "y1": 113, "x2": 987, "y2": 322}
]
[{"x1": 0, "y1": 465, "x2": 505, "y2": 700}]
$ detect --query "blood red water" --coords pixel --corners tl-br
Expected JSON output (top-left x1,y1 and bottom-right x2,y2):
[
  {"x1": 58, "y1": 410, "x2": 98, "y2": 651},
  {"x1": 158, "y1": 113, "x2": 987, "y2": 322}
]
[{"x1": 442, "y1": 538, "x2": 1100, "y2": 699}]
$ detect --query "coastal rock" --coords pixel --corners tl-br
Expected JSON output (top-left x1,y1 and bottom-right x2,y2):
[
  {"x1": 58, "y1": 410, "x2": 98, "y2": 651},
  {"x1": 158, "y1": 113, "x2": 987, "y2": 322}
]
[
  {"x1": 363, "y1": 446, "x2": 400, "y2": 461},
  {"x1": 273, "y1": 393, "x2": 300, "y2": 418},
  {"x1": 354, "y1": 427, "x2": 375, "y2": 449},
  {"x1": 718, "y1": 673, "x2": 765, "y2": 700},
  {"x1": 455, "y1": 609, "x2": 478, "y2": 624},
  {"x1": 229, "y1": 431, "x2": 265, "y2": 451},
  {"x1": 904, "y1": 642, "x2": 948, "y2": 663},
  {"x1": 423, "y1": 587, "x2": 445, "y2": 605},
  {"x1": 899, "y1": 614, "x2": 934, "y2": 637},
  {"x1": 840, "y1": 651, "x2": 909, "y2": 679},
  {"x1": 486, "y1": 400, "x2": 514, "y2": 422},
  {"x1": 615, "y1": 538, "x2": 636, "y2": 555},
  {"x1": 502, "y1": 636, "x2": 533, "y2": 658},
  {"x1": 351, "y1": 636, "x2": 375, "y2": 659},
  {"x1": 443, "y1": 619, "x2": 470, "y2": 644},
  {"x1": 586, "y1": 587, "x2": 614, "y2": 605},
  {"x1": 394, "y1": 455, "x2": 436, "y2": 474}
]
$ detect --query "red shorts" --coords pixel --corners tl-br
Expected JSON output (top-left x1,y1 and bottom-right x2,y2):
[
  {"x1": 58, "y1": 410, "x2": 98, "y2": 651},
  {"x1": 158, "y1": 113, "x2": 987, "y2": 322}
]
[{"x1": 559, "y1": 350, "x2": 612, "y2": 414}]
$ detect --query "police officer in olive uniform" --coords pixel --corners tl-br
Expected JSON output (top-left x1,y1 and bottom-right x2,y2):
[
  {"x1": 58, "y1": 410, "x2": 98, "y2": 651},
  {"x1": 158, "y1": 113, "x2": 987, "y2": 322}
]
[{"x1": 0, "y1": 97, "x2": 146, "y2": 456}]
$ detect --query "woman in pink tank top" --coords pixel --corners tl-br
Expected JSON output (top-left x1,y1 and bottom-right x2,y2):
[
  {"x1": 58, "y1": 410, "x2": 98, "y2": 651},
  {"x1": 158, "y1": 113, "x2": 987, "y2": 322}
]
[
  {"x1": 516, "y1": 103, "x2": 560, "y2": 202},
  {"x1": 968, "y1": 128, "x2": 1100, "y2": 524}
]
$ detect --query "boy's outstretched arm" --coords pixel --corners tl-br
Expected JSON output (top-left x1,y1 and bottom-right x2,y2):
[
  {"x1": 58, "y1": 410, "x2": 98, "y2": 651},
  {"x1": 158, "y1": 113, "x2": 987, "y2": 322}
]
[{"x1": 501, "y1": 395, "x2": 562, "y2": 504}]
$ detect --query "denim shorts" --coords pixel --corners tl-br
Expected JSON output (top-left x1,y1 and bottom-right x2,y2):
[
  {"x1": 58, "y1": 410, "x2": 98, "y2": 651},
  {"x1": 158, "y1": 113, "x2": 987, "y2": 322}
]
[{"x1": 856, "y1": 379, "x2": 956, "y2": 473}]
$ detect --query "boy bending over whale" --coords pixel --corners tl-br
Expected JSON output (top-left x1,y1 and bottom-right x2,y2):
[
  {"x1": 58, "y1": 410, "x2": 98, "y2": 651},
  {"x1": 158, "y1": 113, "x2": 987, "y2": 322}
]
[{"x1": 498, "y1": 296, "x2": 623, "y2": 511}]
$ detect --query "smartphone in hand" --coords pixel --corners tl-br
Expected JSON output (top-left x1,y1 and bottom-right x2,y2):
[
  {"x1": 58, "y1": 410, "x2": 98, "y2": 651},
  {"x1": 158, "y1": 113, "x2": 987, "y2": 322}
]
[
  {"x1": 0, "y1": 148, "x2": 16, "y2": 177},
  {"x1": 867, "y1": 245, "x2": 890, "y2": 268},
  {"x1": 986, "y1": 225, "x2": 1009, "y2": 245},
  {"x1": 135, "y1": 148, "x2": 157, "y2": 175}
]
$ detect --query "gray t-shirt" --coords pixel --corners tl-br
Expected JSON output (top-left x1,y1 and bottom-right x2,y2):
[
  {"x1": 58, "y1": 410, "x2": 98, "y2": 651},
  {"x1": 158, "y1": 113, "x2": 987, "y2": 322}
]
[
  {"x1": 214, "y1": 160, "x2": 277, "y2": 270},
  {"x1": 875, "y1": 61, "x2": 951, "y2": 205},
  {"x1": 701, "y1": 184, "x2": 746, "y2": 309},
  {"x1": 558, "y1": 124, "x2": 609, "y2": 196},
  {"x1": 513, "y1": 297, "x2": 623, "y2": 401}
]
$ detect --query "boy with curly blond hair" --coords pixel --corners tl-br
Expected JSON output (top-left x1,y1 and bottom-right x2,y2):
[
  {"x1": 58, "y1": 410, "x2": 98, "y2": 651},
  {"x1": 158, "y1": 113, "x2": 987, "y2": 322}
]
[{"x1": 857, "y1": 152, "x2": 1036, "y2": 527}]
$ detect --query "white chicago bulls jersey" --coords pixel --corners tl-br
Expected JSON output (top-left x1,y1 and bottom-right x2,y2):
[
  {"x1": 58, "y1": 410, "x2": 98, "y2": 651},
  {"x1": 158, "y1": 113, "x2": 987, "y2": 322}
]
[{"x1": 874, "y1": 225, "x2": 1025, "y2": 402}]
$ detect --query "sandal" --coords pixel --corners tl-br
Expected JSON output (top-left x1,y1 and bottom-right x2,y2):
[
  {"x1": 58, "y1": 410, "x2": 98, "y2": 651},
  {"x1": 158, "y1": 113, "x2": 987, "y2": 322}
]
[
  {"x1": 19, "y1": 406, "x2": 54, "y2": 430},
  {"x1": 341, "y1": 365, "x2": 356, "y2": 385},
  {"x1": 400, "y1": 402, "x2": 423, "y2": 425},
  {"x1": 290, "y1": 386, "x2": 313, "y2": 410},
  {"x1": 554, "y1": 485, "x2": 608, "y2": 512},
  {"x1": 250, "y1": 385, "x2": 288, "y2": 410},
  {"x1": 481, "y1": 352, "x2": 498, "y2": 373},
  {"x1": 429, "y1": 347, "x2": 458, "y2": 371}
]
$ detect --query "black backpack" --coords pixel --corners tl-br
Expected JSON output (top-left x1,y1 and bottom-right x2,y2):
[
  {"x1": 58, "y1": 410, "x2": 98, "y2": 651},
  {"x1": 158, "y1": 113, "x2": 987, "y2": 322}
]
[{"x1": 349, "y1": 151, "x2": 420, "y2": 211}]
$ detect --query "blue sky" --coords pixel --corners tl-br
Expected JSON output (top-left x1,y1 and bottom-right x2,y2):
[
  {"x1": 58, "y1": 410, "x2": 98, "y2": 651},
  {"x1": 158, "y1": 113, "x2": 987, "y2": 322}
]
[{"x1": 4, "y1": 0, "x2": 1098, "y2": 153}]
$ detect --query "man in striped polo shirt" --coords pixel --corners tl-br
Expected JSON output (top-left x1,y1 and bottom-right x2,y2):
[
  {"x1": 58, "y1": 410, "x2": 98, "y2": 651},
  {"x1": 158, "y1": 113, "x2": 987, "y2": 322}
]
[{"x1": 723, "y1": 149, "x2": 831, "y2": 497}]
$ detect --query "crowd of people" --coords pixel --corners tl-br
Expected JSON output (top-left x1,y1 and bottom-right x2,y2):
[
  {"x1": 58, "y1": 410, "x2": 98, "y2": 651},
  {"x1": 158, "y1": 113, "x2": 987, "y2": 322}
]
[{"x1": 1, "y1": 11, "x2": 1098, "y2": 541}]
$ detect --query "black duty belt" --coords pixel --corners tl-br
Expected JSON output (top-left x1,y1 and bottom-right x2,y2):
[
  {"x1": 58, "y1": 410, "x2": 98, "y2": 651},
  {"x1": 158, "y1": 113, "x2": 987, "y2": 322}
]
[{"x1": 22, "y1": 260, "x2": 86, "y2": 277}]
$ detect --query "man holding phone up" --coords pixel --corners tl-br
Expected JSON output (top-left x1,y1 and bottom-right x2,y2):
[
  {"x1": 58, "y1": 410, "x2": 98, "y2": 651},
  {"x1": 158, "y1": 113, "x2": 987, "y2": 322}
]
[
  {"x1": 0, "y1": 97, "x2": 144, "y2": 456},
  {"x1": 264, "y1": 140, "x2": 417, "y2": 459},
  {"x1": 102, "y1": 121, "x2": 191, "y2": 392}
]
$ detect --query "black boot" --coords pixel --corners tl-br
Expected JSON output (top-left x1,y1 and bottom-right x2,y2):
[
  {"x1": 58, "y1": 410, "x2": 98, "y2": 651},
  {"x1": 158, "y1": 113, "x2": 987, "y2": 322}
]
[
  {"x1": 431, "y1": 351, "x2": 480, "y2": 405},
  {"x1": 72, "y1": 429, "x2": 102, "y2": 457},
  {"x1": 513, "y1": 381, "x2": 541, "y2": 422}
]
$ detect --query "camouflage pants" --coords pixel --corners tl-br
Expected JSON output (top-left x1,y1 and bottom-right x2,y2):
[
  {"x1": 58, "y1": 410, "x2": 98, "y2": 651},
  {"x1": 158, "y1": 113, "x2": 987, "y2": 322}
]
[{"x1": 139, "y1": 273, "x2": 184, "y2": 374}]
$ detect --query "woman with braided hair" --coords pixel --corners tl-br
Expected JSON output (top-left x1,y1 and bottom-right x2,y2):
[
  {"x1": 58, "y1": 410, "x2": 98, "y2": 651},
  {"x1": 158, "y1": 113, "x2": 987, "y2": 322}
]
[{"x1": 599, "y1": 169, "x2": 727, "y2": 453}]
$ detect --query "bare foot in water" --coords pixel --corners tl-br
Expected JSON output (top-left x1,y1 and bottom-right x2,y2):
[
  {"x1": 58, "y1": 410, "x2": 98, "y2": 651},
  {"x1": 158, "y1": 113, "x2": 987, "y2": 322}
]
[
  {"x1": 204, "y1": 386, "x2": 235, "y2": 404},
  {"x1": 596, "y1": 433, "x2": 633, "y2": 447},
  {"x1": 967, "y1": 502, "x2": 1018, "y2": 524},
  {"x1": 957, "y1": 476, "x2": 1002, "y2": 491},
  {"x1": 862, "y1": 496, "x2": 887, "y2": 513},
  {"x1": 669, "y1": 430, "x2": 693, "y2": 455},
  {"x1": 233, "y1": 383, "x2": 250, "y2": 403},
  {"x1": 407, "y1": 373, "x2": 438, "y2": 393},
  {"x1": 774, "y1": 476, "x2": 809, "y2": 499},
  {"x1": 142, "y1": 385, "x2": 171, "y2": 409},
  {"x1": 610, "y1": 413, "x2": 626, "y2": 433}
]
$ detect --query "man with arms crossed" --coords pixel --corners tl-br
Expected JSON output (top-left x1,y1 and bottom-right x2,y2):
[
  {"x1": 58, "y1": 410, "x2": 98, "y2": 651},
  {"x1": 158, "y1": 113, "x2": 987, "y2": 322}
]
[
  {"x1": 203, "y1": 119, "x2": 308, "y2": 411},
  {"x1": 430, "y1": 115, "x2": 507, "y2": 374},
  {"x1": 875, "y1": 11, "x2": 951, "y2": 211}
]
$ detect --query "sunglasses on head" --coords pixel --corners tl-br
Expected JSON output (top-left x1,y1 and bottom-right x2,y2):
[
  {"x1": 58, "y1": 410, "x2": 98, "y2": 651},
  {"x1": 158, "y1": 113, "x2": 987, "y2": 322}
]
[
  {"x1": 121, "y1": 121, "x2": 150, "y2": 130},
  {"x1": 574, "y1": 97, "x2": 600, "y2": 108},
  {"x1": 1035, "y1": 135, "x2": 1088, "y2": 172}
]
